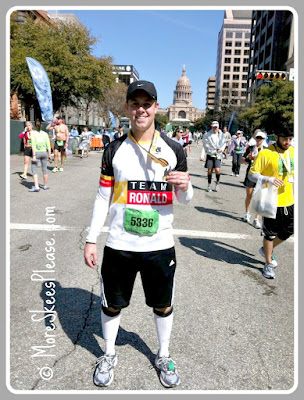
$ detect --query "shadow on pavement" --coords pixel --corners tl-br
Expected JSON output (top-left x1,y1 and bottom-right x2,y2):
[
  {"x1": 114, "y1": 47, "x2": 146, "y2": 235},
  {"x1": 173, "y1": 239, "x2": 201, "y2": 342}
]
[
  {"x1": 39, "y1": 282, "x2": 156, "y2": 365},
  {"x1": 179, "y1": 237, "x2": 262, "y2": 271},
  {"x1": 195, "y1": 206, "x2": 243, "y2": 222}
]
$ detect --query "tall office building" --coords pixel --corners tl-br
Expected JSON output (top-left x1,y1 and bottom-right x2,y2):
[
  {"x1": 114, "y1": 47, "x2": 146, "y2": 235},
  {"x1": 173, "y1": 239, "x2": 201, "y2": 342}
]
[
  {"x1": 206, "y1": 76, "x2": 216, "y2": 110},
  {"x1": 215, "y1": 10, "x2": 252, "y2": 111},
  {"x1": 247, "y1": 10, "x2": 294, "y2": 103}
]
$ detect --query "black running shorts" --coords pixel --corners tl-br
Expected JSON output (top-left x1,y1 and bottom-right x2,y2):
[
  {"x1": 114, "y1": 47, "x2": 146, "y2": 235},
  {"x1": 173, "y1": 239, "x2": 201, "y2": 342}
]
[
  {"x1": 24, "y1": 147, "x2": 32, "y2": 157},
  {"x1": 100, "y1": 246, "x2": 176, "y2": 310},
  {"x1": 205, "y1": 154, "x2": 221, "y2": 169},
  {"x1": 54, "y1": 141, "x2": 66, "y2": 152},
  {"x1": 262, "y1": 204, "x2": 294, "y2": 241}
]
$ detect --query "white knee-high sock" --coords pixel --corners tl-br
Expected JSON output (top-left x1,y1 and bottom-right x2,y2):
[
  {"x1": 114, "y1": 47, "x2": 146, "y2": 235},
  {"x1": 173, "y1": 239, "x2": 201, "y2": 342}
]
[
  {"x1": 101, "y1": 309, "x2": 121, "y2": 356},
  {"x1": 154, "y1": 311, "x2": 174, "y2": 357}
]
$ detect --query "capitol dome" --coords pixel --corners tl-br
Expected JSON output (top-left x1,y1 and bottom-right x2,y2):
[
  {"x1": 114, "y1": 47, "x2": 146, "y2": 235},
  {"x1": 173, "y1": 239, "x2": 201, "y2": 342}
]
[
  {"x1": 176, "y1": 65, "x2": 191, "y2": 89},
  {"x1": 173, "y1": 65, "x2": 193, "y2": 105}
]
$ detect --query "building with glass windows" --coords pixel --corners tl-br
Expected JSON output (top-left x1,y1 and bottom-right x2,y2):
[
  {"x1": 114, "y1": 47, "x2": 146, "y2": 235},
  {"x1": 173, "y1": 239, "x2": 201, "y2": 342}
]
[
  {"x1": 215, "y1": 10, "x2": 252, "y2": 111},
  {"x1": 247, "y1": 10, "x2": 294, "y2": 104}
]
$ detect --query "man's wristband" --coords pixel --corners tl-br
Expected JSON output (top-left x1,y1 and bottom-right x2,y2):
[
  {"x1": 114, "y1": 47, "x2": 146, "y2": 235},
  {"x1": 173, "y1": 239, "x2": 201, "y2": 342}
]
[{"x1": 86, "y1": 241, "x2": 96, "y2": 244}]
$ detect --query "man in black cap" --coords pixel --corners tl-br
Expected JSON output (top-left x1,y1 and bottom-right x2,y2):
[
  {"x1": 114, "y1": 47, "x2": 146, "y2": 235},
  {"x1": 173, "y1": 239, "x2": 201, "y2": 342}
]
[
  {"x1": 249, "y1": 128, "x2": 294, "y2": 279},
  {"x1": 84, "y1": 80, "x2": 193, "y2": 388}
]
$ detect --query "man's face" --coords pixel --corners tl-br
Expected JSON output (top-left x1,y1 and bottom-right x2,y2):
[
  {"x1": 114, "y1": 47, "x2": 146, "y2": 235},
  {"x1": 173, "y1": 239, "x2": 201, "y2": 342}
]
[
  {"x1": 212, "y1": 125, "x2": 218, "y2": 132},
  {"x1": 125, "y1": 92, "x2": 159, "y2": 133},
  {"x1": 276, "y1": 136, "x2": 293, "y2": 150}
]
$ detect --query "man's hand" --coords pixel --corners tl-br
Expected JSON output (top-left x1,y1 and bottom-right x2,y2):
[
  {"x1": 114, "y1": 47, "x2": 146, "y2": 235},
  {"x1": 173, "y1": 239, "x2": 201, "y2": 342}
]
[
  {"x1": 268, "y1": 177, "x2": 285, "y2": 187},
  {"x1": 166, "y1": 171, "x2": 189, "y2": 192},
  {"x1": 84, "y1": 243, "x2": 98, "y2": 269}
]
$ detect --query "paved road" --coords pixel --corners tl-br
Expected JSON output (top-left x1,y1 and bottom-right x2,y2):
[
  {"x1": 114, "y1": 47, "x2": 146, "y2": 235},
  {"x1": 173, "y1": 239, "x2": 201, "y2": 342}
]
[{"x1": 9, "y1": 142, "x2": 295, "y2": 393}]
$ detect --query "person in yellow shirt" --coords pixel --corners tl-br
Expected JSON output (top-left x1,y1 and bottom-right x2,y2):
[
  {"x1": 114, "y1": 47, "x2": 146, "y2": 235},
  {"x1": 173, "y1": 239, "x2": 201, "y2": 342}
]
[{"x1": 249, "y1": 129, "x2": 294, "y2": 279}]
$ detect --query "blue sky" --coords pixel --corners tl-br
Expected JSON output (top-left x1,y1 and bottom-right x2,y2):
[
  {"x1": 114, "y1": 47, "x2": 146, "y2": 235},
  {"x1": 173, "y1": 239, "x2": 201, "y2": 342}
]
[{"x1": 52, "y1": 9, "x2": 225, "y2": 109}]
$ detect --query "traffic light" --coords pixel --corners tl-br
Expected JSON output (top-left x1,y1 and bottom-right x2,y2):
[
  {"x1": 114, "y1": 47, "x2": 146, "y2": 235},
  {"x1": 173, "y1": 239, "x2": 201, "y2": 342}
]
[{"x1": 256, "y1": 71, "x2": 287, "y2": 80}]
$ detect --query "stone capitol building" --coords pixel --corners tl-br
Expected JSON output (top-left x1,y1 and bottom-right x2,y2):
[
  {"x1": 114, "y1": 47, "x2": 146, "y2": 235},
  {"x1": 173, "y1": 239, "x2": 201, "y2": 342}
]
[{"x1": 158, "y1": 66, "x2": 205, "y2": 127}]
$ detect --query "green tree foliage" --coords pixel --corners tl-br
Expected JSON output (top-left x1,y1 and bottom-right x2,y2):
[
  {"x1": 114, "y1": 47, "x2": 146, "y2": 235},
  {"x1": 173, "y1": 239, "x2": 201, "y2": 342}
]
[
  {"x1": 10, "y1": 13, "x2": 115, "y2": 113},
  {"x1": 193, "y1": 110, "x2": 216, "y2": 131},
  {"x1": 238, "y1": 81, "x2": 294, "y2": 135},
  {"x1": 154, "y1": 113, "x2": 169, "y2": 130}
]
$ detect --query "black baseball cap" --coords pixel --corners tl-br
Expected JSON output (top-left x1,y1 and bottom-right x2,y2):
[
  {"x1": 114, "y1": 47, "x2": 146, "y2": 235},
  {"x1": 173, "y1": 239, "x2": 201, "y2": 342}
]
[{"x1": 126, "y1": 80, "x2": 157, "y2": 101}]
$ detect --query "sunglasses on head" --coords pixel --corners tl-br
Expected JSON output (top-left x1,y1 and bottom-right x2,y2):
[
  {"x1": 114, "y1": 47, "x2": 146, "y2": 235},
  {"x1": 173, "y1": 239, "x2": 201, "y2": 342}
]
[{"x1": 255, "y1": 136, "x2": 263, "y2": 140}]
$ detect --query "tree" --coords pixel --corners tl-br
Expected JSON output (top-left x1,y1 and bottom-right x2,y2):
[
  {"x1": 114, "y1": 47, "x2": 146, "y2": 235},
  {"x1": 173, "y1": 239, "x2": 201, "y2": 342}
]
[
  {"x1": 193, "y1": 109, "x2": 215, "y2": 131},
  {"x1": 154, "y1": 113, "x2": 168, "y2": 130},
  {"x1": 10, "y1": 13, "x2": 115, "y2": 116},
  {"x1": 98, "y1": 81, "x2": 128, "y2": 127},
  {"x1": 238, "y1": 81, "x2": 294, "y2": 135}
]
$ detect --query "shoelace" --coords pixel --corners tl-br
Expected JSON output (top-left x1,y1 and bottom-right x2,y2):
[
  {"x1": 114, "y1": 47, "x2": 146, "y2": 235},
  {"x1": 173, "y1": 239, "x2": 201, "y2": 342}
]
[
  {"x1": 157, "y1": 356, "x2": 176, "y2": 374},
  {"x1": 95, "y1": 355, "x2": 115, "y2": 373}
]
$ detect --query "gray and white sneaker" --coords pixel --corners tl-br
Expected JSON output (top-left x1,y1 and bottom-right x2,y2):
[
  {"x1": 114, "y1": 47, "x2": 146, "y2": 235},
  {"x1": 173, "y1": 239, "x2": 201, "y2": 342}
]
[
  {"x1": 214, "y1": 184, "x2": 219, "y2": 192},
  {"x1": 93, "y1": 354, "x2": 117, "y2": 387},
  {"x1": 155, "y1": 353, "x2": 180, "y2": 388},
  {"x1": 253, "y1": 218, "x2": 261, "y2": 229},
  {"x1": 259, "y1": 247, "x2": 278, "y2": 267},
  {"x1": 262, "y1": 263, "x2": 275, "y2": 279},
  {"x1": 207, "y1": 185, "x2": 212, "y2": 192}
]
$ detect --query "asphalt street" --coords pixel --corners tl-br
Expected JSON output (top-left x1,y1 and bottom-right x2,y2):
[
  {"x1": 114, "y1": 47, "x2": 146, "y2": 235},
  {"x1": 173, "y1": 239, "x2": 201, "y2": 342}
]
[{"x1": 9, "y1": 142, "x2": 295, "y2": 393}]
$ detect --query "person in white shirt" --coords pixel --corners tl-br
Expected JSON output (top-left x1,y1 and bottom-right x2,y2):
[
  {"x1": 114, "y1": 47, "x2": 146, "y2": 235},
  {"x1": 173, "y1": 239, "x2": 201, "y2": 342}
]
[
  {"x1": 200, "y1": 121, "x2": 226, "y2": 192},
  {"x1": 84, "y1": 80, "x2": 193, "y2": 389}
]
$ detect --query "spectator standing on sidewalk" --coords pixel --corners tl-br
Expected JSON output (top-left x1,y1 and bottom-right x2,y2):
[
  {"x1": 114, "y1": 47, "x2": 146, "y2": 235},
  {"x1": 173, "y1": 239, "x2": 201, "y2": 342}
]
[
  {"x1": 19, "y1": 121, "x2": 33, "y2": 180},
  {"x1": 201, "y1": 121, "x2": 226, "y2": 192},
  {"x1": 230, "y1": 130, "x2": 247, "y2": 176},
  {"x1": 46, "y1": 116, "x2": 69, "y2": 172},
  {"x1": 249, "y1": 128, "x2": 294, "y2": 279},
  {"x1": 242, "y1": 131, "x2": 267, "y2": 228},
  {"x1": 84, "y1": 80, "x2": 193, "y2": 389},
  {"x1": 28, "y1": 120, "x2": 51, "y2": 192}
]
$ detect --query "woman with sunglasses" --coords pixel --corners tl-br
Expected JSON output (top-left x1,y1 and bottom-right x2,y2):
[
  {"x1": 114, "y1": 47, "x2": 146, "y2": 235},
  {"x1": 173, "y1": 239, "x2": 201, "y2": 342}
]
[{"x1": 242, "y1": 131, "x2": 267, "y2": 228}]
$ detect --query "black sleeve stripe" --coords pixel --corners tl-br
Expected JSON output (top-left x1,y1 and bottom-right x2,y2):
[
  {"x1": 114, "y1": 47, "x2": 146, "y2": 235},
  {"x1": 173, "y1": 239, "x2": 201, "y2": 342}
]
[
  {"x1": 160, "y1": 133, "x2": 188, "y2": 172},
  {"x1": 101, "y1": 135, "x2": 128, "y2": 176}
]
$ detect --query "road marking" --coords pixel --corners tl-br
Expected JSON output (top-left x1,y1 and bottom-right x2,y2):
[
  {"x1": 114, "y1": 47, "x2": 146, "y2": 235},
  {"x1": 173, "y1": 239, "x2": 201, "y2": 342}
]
[
  {"x1": 8, "y1": 223, "x2": 251, "y2": 240},
  {"x1": 10, "y1": 223, "x2": 294, "y2": 242}
]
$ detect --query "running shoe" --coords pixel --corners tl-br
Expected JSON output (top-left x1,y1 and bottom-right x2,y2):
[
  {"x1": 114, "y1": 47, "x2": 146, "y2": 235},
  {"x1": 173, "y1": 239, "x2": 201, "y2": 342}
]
[
  {"x1": 20, "y1": 173, "x2": 27, "y2": 179},
  {"x1": 207, "y1": 185, "x2": 212, "y2": 192},
  {"x1": 214, "y1": 184, "x2": 220, "y2": 192},
  {"x1": 236, "y1": 174, "x2": 239, "y2": 177},
  {"x1": 262, "y1": 263, "x2": 275, "y2": 279},
  {"x1": 52, "y1": 167, "x2": 58, "y2": 173},
  {"x1": 253, "y1": 218, "x2": 261, "y2": 229},
  {"x1": 59, "y1": 167, "x2": 64, "y2": 172},
  {"x1": 93, "y1": 354, "x2": 117, "y2": 387},
  {"x1": 43, "y1": 185, "x2": 50, "y2": 190},
  {"x1": 28, "y1": 187, "x2": 40, "y2": 192},
  {"x1": 243, "y1": 212, "x2": 251, "y2": 223},
  {"x1": 155, "y1": 353, "x2": 180, "y2": 388},
  {"x1": 231, "y1": 172, "x2": 235, "y2": 176},
  {"x1": 259, "y1": 247, "x2": 278, "y2": 267}
]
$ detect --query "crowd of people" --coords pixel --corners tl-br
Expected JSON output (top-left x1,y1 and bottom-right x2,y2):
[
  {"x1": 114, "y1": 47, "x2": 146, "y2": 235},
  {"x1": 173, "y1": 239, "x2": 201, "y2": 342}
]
[
  {"x1": 17, "y1": 80, "x2": 294, "y2": 389},
  {"x1": 18, "y1": 118, "x2": 129, "y2": 191}
]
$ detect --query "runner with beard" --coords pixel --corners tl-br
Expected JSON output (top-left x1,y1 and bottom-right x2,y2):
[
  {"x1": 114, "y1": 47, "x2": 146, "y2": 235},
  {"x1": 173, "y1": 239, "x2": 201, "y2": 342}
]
[{"x1": 249, "y1": 128, "x2": 294, "y2": 279}]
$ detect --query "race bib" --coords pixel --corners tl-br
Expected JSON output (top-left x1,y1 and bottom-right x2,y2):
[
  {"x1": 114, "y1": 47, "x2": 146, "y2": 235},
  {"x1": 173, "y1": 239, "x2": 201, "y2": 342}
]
[
  {"x1": 57, "y1": 140, "x2": 64, "y2": 146},
  {"x1": 124, "y1": 208, "x2": 159, "y2": 236}
]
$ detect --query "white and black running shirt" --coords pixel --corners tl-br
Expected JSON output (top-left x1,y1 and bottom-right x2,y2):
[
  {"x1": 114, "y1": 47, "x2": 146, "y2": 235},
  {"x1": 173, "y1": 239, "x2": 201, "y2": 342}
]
[{"x1": 86, "y1": 131, "x2": 193, "y2": 252}]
